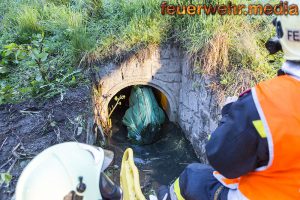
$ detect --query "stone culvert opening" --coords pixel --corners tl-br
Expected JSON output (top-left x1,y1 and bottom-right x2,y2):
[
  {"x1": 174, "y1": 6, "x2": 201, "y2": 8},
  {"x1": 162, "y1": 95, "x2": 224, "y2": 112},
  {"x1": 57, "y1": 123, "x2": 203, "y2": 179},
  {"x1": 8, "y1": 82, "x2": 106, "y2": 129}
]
[
  {"x1": 107, "y1": 85, "x2": 170, "y2": 126},
  {"x1": 92, "y1": 45, "x2": 219, "y2": 162},
  {"x1": 97, "y1": 79, "x2": 178, "y2": 130},
  {"x1": 107, "y1": 85, "x2": 170, "y2": 144},
  {"x1": 92, "y1": 46, "x2": 182, "y2": 135},
  {"x1": 104, "y1": 84, "x2": 199, "y2": 192}
]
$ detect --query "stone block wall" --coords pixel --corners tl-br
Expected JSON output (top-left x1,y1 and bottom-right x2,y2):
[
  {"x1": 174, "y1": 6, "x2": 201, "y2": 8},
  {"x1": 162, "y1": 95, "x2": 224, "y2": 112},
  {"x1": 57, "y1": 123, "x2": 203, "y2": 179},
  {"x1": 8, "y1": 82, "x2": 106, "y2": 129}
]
[
  {"x1": 93, "y1": 45, "x2": 221, "y2": 161},
  {"x1": 94, "y1": 45, "x2": 182, "y2": 127},
  {"x1": 178, "y1": 58, "x2": 220, "y2": 163}
]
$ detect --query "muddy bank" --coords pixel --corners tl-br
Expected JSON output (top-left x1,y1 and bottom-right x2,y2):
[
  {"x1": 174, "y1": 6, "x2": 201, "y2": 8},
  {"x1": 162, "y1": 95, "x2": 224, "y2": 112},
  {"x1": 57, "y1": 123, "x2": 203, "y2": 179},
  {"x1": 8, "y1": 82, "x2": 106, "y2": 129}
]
[
  {"x1": 0, "y1": 86, "x2": 93, "y2": 199},
  {"x1": 0, "y1": 84, "x2": 201, "y2": 199}
]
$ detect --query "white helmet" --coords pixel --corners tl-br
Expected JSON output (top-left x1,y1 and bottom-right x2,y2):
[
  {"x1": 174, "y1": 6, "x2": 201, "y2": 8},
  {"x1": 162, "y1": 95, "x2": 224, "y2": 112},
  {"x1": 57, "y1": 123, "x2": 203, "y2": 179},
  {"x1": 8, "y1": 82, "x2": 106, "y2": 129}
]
[
  {"x1": 15, "y1": 142, "x2": 121, "y2": 200},
  {"x1": 277, "y1": 0, "x2": 300, "y2": 61}
]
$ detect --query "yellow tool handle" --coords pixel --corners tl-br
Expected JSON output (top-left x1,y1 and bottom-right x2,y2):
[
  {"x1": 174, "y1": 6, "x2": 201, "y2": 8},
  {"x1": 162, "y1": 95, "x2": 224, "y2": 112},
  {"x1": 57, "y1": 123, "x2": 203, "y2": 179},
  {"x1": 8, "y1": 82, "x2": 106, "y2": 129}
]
[{"x1": 120, "y1": 148, "x2": 146, "y2": 200}]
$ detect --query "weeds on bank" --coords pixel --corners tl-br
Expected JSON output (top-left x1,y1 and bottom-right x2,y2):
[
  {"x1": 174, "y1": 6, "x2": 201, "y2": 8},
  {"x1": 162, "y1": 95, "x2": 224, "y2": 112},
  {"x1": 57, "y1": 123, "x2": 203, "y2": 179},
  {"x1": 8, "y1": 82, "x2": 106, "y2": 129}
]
[
  {"x1": 87, "y1": 0, "x2": 170, "y2": 62},
  {"x1": 0, "y1": 0, "x2": 283, "y2": 104},
  {"x1": 172, "y1": 0, "x2": 283, "y2": 96},
  {"x1": 0, "y1": 172, "x2": 12, "y2": 187},
  {"x1": 0, "y1": 0, "x2": 93, "y2": 104}
]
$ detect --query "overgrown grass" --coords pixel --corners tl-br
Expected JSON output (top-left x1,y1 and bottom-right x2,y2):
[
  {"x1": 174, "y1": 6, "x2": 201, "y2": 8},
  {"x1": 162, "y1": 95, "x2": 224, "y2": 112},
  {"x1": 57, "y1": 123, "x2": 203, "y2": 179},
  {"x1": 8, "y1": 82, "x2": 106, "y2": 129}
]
[
  {"x1": 0, "y1": 0, "x2": 283, "y2": 104},
  {"x1": 172, "y1": 0, "x2": 282, "y2": 97},
  {"x1": 0, "y1": 0, "x2": 94, "y2": 103},
  {"x1": 88, "y1": 0, "x2": 170, "y2": 62}
]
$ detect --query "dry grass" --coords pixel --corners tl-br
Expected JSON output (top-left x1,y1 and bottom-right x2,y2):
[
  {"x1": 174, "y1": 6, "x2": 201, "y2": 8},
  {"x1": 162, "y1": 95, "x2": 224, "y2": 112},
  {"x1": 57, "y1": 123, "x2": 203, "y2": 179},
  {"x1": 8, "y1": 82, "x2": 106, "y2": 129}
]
[
  {"x1": 199, "y1": 32, "x2": 229, "y2": 75},
  {"x1": 186, "y1": 13, "x2": 279, "y2": 101}
]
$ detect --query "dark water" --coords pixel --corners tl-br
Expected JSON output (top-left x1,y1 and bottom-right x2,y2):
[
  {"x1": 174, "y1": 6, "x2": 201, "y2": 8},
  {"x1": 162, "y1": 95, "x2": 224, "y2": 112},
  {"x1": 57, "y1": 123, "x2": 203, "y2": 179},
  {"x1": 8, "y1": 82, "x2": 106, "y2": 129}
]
[{"x1": 106, "y1": 112, "x2": 199, "y2": 195}]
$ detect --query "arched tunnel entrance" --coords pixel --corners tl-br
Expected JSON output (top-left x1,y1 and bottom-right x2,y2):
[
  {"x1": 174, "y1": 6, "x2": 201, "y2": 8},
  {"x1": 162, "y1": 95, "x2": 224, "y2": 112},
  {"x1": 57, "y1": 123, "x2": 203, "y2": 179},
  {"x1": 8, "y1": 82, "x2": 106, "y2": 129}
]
[
  {"x1": 104, "y1": 84, "x2": 199, "y2": 193},
  {"x1": 107, "y1": 85, "x2": 170, "y2": 145},
  {"x1": 107, "y1": 85, "x2": 170, "y2": 127},
  {"x1": 91, "y1": 45, "x2": 211, "y2": 195}
]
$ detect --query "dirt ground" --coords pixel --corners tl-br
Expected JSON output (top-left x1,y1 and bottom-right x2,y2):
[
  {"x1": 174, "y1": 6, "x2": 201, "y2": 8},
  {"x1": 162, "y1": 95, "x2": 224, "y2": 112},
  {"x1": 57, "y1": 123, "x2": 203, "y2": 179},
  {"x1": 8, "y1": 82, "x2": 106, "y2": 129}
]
[{"x1": 0, "y1": 86, "x2": 93, "y2": 200}]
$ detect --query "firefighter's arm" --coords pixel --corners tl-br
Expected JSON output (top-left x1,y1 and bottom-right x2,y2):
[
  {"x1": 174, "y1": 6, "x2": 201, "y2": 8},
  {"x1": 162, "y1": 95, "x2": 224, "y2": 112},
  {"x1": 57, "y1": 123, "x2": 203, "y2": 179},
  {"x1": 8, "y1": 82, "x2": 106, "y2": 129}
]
[{"x1": 205, "y1": 91, "x2": 269, "y2": 179}]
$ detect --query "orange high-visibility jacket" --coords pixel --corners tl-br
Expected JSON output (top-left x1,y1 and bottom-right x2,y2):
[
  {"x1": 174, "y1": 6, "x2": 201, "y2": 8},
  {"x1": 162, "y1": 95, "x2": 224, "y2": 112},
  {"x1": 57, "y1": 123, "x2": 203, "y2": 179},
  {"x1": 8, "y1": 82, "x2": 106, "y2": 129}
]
[{"x1": 238, "y1": 75, "x2": 300, "y2": 199}]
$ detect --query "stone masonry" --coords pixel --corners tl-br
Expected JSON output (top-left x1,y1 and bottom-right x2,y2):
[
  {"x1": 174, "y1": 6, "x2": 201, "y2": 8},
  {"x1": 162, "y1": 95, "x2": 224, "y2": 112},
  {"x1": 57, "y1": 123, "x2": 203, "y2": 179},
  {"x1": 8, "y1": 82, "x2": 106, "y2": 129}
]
[
  {"x1": 94, "y1": 45, "x2": 221, "y2": 161},
  {"x1": 178, "y1": 58, "x2": 220, "y2": 162}
]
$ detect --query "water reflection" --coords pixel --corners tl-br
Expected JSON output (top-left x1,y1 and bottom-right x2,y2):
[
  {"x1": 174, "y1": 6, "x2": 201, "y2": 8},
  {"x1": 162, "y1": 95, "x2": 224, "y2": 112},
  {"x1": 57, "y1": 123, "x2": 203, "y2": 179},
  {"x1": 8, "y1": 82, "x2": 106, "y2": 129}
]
[{"x1": 107, "y1": 112, "x2": 199, "y2": 194}]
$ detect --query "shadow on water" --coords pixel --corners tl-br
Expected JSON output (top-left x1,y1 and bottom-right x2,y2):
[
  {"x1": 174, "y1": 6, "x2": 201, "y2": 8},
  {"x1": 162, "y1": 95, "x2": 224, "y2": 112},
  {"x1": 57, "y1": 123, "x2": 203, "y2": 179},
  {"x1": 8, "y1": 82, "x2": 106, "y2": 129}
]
[{"x1": 107, "y1": 110, "x2": 199, "y2": 195}]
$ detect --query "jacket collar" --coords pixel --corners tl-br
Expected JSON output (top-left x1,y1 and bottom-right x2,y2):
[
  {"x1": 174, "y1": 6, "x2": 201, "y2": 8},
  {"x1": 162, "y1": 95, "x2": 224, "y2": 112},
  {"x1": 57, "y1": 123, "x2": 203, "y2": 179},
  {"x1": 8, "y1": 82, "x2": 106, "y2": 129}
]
[{"x1": 281, "y1": 61, "x2": 300, "y2": 80}]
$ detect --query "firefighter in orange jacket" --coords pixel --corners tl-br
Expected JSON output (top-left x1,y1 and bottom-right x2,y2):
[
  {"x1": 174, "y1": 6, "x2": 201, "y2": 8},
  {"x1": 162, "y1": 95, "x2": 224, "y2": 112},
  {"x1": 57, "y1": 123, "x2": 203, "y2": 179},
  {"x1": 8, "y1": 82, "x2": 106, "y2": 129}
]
[{"x1": 158, "y1": 2, "x2": 300, "y2": 200}]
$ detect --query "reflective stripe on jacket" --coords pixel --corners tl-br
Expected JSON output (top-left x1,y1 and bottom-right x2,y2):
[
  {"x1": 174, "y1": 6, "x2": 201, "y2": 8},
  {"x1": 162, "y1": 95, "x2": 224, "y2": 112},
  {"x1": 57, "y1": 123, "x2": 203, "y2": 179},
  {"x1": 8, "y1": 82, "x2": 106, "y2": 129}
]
[{"x1": 237, "y1": 75, "x2": 300, "y2": 199}]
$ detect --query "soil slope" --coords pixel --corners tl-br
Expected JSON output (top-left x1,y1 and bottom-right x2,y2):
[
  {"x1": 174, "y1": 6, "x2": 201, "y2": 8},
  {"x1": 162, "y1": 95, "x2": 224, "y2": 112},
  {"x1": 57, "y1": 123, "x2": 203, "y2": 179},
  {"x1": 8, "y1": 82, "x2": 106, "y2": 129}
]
[{"x1": 0, "y1": 86, "x2": 93, "y2": 199}]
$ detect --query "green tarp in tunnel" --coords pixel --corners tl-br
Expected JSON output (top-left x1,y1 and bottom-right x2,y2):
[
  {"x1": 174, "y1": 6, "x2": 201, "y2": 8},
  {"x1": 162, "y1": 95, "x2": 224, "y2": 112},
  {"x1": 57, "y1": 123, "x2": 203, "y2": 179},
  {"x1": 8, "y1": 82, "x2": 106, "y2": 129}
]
[{"x1": 122, "y1": 86, "x2": 165, "y2": 145}]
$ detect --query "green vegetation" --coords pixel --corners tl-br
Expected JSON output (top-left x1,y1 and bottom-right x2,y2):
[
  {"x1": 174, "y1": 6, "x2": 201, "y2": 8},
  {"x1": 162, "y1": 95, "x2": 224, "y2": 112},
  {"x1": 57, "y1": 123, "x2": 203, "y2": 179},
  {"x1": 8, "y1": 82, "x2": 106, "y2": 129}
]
[
  {"x1": 0, "y1": 0, "x2": 282, "y2": 104},
  {"x1": 172, "y1": 0, "x2": 283, "y2": 96},
  {"x1": 0, "y1": 172, "x2": 12, "y2": 187}
]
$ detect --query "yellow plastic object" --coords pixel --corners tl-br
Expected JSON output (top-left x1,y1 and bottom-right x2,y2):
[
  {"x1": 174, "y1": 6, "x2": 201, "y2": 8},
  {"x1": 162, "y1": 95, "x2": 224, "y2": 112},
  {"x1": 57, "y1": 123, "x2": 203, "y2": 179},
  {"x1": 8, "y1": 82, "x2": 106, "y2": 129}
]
[{"x1": 120, "y1": 148, "x2": 146, "y2": 200}]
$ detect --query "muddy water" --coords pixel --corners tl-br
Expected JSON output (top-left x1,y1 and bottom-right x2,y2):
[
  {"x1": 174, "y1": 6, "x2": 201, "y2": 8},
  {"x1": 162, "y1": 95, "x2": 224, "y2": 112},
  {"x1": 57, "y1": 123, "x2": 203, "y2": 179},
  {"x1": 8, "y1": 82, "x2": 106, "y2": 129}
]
[{"x1": 106, "y1": 112, "x2": 199, "y2": 196}]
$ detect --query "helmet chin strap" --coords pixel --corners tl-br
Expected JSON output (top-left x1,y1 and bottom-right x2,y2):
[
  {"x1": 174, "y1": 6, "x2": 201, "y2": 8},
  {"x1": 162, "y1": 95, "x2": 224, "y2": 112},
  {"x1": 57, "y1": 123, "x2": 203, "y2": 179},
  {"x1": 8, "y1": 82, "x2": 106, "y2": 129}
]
[
  {"x1": 266, "y1": 18, "x2": 283, "y2": 54},
  {"x1": 265, "y1": 37, "x2": 282, "y2": 54},
  {"x1": 63, "y1": 177, "x2": 86, "y2": 200},
  {"x1": 63, "y1": 191, "x2": 83, "y2": 200}
]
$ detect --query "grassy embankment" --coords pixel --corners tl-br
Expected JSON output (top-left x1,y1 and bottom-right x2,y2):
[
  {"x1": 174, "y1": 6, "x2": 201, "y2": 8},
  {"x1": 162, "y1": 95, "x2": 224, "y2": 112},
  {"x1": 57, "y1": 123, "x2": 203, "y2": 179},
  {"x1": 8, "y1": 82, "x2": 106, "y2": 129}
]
[{"x1": 0, "y1": 0, "x2": 282, "y2": 104}]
